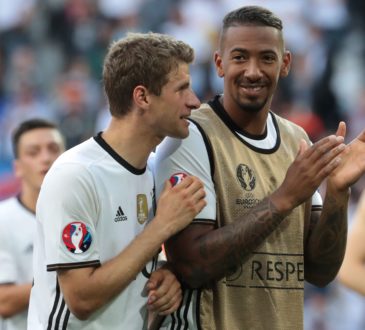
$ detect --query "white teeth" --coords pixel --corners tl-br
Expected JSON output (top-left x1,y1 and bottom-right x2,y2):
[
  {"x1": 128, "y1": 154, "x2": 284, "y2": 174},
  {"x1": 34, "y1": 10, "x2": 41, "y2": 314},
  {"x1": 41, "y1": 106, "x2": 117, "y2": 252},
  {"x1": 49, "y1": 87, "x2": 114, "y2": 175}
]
[{"x1": 242, "y1": 86, "x2": 262, "y2": 91}]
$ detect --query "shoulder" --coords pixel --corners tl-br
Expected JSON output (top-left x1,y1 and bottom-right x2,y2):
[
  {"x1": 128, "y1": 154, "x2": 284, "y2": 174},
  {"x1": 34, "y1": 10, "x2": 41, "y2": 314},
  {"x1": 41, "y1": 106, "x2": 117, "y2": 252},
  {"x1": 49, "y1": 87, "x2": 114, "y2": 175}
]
[
  {"x1": 0, "y1": 197, "x2": 19, "y2": 217},
  {"x1": 272, "y1": 112, "x2": 310, "y2": 141},
  {"x1": 155, "y1": 120, "x2": 206, "y2": 162},
  {"x1": 0, "y1": 197, "x2": 33, "y2": 233},
  {"x1": 56, "y1": 137, "x2": 105, "y2": 167}
]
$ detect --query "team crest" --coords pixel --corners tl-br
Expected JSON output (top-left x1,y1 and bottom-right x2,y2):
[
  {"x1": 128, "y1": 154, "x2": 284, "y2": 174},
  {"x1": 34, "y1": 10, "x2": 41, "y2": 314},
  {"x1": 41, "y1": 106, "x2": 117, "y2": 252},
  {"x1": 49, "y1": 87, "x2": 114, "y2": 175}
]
[
  {"x1": 62, "y1": 221, "x2": 92, "y2": 254},
  {"x1": 236, "y1": 164, "x2": 256, "y2": 191},
  {"x1": 137, "y1": 194, "x2": 148, "y2": 224}
]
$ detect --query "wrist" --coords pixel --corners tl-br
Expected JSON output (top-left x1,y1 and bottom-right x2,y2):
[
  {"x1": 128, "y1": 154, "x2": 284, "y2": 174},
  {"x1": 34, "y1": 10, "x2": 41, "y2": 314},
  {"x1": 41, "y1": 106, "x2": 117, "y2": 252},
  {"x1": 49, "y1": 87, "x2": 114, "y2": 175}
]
[
  {"x1": 147, "y1": 215, "x2": 176, "y2": 242},
  {"x1": 269, "y1": 189, "x2": 295, "y2": 215},
  {"x1": 325, "y1": 180, "x2": 350, "y2": 203}
]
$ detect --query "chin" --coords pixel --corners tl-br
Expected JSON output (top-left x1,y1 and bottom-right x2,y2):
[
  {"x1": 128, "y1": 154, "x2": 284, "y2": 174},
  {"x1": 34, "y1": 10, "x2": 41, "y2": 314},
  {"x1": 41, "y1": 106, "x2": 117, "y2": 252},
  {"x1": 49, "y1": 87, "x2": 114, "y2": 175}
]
[
  {"x1": 239, "y1": 101, "x2": 266, "y2": 113},
  {"x1": 170, "y1": 130, "x2": 189, "y2": 139}
]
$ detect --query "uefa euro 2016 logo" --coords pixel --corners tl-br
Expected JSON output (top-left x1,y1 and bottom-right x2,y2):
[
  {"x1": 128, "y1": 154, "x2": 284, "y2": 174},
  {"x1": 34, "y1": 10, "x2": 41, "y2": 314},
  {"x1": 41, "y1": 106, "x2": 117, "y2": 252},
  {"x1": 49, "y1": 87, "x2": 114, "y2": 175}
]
[
  {"x1": 62, "y1": 221, "x2": 92, "y2": 254},
  {"x1": 236, "y1": 164, "x2": 256, "y2": 191}
]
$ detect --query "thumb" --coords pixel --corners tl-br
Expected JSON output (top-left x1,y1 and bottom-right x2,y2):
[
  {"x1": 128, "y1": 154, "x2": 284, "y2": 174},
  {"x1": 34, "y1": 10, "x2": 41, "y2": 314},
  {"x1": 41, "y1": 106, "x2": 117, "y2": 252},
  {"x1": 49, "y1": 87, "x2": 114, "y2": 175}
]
[
  {"x1": 147, "y1": 270, "x2": 163, "y2": 291},
  {"x1": 297, "y1": 139, "x2": 308, "y2": 156},
  {"x1": 356, "y1": 128, "x2": 365, "y2": 143},
  {"x1": 163, "y1": 178, "x2": 173, "y2": 192}
]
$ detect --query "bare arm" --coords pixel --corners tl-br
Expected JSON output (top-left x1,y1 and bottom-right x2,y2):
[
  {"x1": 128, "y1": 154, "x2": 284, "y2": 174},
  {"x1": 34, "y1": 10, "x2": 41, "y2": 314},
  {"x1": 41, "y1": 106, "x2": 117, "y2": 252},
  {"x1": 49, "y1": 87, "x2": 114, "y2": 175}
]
[
  {"x1": 58, "y1": 176, "x2": 206, "y2": 320},
  {"x1": 305, "y1": 124, "x2": 365, "y2": 286},
  {"x1": 338, "y1": 192, "x2": 365, "y2": 295},
  {"x1": 166, "y1": 134, "x2": 346, "y2": 288},
  {"x1": 0, "y1": 283, "x2": 32, "y2": 318},
  {"x1": 304, "y1": 187, "x2": 349, "y2": 287},
  {"x1": 166, "y1": 198, "x2": 287, "y2": 288}
]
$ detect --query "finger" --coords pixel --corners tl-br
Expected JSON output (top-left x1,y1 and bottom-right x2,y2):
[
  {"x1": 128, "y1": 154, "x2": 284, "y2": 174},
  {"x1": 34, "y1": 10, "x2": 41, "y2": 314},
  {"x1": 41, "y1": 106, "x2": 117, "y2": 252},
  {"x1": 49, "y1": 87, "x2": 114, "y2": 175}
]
[
  {"x1": 193, "y1": 185, "x2": 206, "y2": 202},
  {"x1": 316, "y1": 156, "x2": 342, "y2": 179},
  {"x1": 306, "y1": 135, "x2": 344, "y2": 162},
  {"x1": 356, "y1": 129, "x2": 365, "y2": 143},
  {"x1": 146, "y1": 271, "x2": 163, "y2": 292},
  {"x1": 157, "y1": 295, "x2": 183, "y2": 315},
  {"x1": 296, "y1": 139, "x2": 308, "y2": 157},
  {"x1": 148, "y1": 278, "x2": 181, "y2": 308},
  {"x1": 195, "y1": 199, "x2": 207, "y2": 214},
  {"x1": 184, "y1": 177, "x2": 205, "y2": 195},
  {"x1": 149, "y1": 288, "x2": 182, "y2": 313},
  {"x1": 308, "y1": 142, "x2": 346, "y2": 181},
  {"x1": 161, "y1": 179, "x2": 173, "y2": 194},
  {"x1": 171, "y1": 175, "x2": 194, "y2": 190},
  {"x1": 317, "y1": 143, "x2": 346, "y2": 166},
  {"x1": 336, "y1": 121, "x2": 346, "y2": 138}
]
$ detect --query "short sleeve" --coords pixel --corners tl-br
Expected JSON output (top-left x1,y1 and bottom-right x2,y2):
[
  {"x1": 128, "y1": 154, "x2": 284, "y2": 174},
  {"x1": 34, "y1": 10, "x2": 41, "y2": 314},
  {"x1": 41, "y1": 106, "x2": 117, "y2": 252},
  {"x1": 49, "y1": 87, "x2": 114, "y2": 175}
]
[
  {"x1": 154, "y1": 122, "x2": 216, "y2": 223},
  {"x1": 0, "y1": 246, "x2": 17, "y2": 284},
  {"x1": 37, "y1": 163, "x2": 101, "y2": 271}
]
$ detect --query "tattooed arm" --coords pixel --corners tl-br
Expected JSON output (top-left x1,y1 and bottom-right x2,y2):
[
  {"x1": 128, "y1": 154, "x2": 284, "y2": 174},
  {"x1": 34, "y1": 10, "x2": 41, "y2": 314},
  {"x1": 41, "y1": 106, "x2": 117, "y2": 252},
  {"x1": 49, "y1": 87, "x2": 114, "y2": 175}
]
[
  {"x1": 165, "y1": 135, "x2": 346, "y2": 288},
  {"x1": 165, "y1": 198, "x2": 287, "y2": 288},
  {"x1": 304, "y1": 187, "x2": 349, "y2": 287},
  {"x1": 304, "y1": 124, "x2": 365, "y2": 286}
]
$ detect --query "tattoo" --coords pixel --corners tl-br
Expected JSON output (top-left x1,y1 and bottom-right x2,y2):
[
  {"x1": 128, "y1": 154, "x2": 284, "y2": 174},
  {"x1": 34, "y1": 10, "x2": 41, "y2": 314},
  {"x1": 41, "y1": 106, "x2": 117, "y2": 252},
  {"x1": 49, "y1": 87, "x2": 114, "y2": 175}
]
[
  {"x1": 305, "y1": 195, "x2": 348, "y2": 284},
  {"x1": 186, "y1": 198, "x2": 287, "y2": 284}
]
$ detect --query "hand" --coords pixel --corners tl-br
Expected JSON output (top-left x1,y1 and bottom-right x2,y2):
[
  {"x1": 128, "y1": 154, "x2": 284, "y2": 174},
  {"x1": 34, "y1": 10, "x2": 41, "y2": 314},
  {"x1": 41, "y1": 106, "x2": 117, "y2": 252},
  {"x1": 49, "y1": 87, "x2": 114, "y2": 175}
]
[
  {"x1": 329, "y1": 122, "x2": 365, "y2": 191},
  {"x1": 146, "y1": 267, "x2": 182, "y2": 315},
  {"x1": 272, "y1": 131, "x2": 345, "y2": 212},
  {"x1": 155, "y1": 176, "x2": 206, "y2": 235}
]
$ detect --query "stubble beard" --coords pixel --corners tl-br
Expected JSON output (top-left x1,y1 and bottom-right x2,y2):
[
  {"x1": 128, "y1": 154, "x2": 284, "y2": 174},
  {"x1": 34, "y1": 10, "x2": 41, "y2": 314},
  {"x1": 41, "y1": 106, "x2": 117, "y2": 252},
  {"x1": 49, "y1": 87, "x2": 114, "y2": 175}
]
[{"x1": 238, "y1": 96, "x2": 268, "y2": 113}]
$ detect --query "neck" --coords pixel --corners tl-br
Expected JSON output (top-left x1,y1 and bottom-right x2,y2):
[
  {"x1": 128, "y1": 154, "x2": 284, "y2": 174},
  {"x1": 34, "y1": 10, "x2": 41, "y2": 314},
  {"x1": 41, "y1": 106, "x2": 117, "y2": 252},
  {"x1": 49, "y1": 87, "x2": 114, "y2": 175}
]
[
  {"x1": 102, "y1": 116, "x2": 160, "y2": 169},
  {"x1": 19, "y1": 185, "x2": 39, "y2": 213},
  {"x1": 221, "y1": 95, "x2": 270, "y2": 135}
]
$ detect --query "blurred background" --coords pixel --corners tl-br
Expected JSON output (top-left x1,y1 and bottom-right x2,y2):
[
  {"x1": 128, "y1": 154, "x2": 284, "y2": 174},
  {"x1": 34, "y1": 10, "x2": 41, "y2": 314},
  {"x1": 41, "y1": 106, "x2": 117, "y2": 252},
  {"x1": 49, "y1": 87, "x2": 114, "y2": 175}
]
[{"x1": 0, "y1": 0, "x2": 364, "y2": 328}]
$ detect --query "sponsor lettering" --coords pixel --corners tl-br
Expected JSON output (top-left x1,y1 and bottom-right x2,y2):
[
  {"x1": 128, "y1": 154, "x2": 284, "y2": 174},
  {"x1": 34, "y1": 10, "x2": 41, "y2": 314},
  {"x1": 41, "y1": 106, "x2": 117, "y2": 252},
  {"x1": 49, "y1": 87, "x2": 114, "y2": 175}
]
[{"x1": 251, "y1": 260, "x2": 304, "y2": 282}]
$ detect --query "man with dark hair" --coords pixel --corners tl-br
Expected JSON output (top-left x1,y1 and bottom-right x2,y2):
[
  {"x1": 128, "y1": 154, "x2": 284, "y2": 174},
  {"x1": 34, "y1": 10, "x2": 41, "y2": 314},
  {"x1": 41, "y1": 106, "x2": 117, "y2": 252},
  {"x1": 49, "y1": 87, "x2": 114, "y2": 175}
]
[
  {"x1": 154, "y1": 6, "x2": 365, "y2": 329},
  {"x1": 27, "y1": 32, "x2": 206, "y2": 329},
  {"x1": 0, "y1": 118, "x2": 65, "y2": 330}
]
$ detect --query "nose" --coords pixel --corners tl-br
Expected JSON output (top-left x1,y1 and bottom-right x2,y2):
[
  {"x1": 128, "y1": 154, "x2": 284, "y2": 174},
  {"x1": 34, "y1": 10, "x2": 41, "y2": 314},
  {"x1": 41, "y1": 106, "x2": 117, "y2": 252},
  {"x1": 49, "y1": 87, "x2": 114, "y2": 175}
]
[
  {"x1": 40, "y1": 149, "x2": 57, "y2": 165},
  {"x1": 244, "y1": 59, "x2": 263, "y2": 81},
  {"x1": 187, "y1": 89, "x2": 201, "y2": 110}
]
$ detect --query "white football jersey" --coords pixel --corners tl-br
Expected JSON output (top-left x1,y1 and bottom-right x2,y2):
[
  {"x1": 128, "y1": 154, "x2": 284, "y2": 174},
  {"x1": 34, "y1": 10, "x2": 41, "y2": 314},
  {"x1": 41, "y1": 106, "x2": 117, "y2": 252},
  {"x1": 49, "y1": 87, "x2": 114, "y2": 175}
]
[
  {"x1": 28, "y1": 134, "x2": 164, "y2": 330},
  {"x1": 0, "y1": 196, "x2": 36, "y2": 330}
]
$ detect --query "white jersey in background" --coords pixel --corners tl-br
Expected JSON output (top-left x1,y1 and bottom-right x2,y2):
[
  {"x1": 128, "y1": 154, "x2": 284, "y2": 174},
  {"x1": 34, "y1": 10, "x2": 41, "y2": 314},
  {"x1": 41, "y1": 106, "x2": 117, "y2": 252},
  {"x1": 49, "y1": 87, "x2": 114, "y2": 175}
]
[{"x1": 0, "y1": 196, "x2": 36, "y2": 330}]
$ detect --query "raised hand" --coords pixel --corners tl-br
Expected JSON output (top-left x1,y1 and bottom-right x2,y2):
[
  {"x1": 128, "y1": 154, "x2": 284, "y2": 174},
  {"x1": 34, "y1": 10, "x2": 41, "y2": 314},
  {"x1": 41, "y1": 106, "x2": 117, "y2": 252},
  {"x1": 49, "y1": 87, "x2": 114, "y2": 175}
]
[
  {"x1": 272, "y1": 133, "x2": 345, "y2": 213},
  {"x1": 329, "y1": 123, "x2": 365, "y2": 191}
]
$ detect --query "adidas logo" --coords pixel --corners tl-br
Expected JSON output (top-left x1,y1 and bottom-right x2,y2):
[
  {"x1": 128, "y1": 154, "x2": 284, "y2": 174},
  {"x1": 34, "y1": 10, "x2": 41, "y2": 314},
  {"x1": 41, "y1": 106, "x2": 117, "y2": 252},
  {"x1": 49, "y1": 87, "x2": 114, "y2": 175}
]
[{"x1": 114, "y1": 206, "x2": 128, "y2": 222}]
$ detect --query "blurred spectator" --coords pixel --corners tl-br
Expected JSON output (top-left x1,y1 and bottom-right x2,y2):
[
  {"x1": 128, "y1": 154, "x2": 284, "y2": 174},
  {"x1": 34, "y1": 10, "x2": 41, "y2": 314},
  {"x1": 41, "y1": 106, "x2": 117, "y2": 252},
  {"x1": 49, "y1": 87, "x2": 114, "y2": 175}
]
[
  {"x1": 52, "y1": 56, "x2": 101, "y2": 148},
  {"x1": 0, "y1": 118, "x2": 65, "y2": 330}
]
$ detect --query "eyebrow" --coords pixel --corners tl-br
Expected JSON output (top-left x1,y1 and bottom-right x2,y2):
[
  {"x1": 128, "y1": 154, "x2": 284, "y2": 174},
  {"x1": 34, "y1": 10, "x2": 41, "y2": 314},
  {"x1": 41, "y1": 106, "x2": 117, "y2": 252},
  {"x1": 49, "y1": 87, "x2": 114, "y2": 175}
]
[
  {"x1": 231, "y1": 47, "x2": 278, "y2": 54},
  {"x1": 23, "y1": 141, "x2": 61, "y2": 149},
  {"x1": 175, "y1": 80, "x2": 190, "y2": 92}
]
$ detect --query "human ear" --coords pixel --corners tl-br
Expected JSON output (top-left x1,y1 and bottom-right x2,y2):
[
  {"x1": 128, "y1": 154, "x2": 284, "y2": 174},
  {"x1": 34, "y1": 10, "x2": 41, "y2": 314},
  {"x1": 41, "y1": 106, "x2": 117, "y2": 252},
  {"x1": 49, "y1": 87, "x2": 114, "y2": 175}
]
[
  {"x1": 133, "y1": 85, "x2": 149, "y2": 109},
  {"x1": 280, "y1": 50, "x2": 291, "y2": 78},
  {"x1": 214, "y1": 51, "x2": 224, "y2": 78}
]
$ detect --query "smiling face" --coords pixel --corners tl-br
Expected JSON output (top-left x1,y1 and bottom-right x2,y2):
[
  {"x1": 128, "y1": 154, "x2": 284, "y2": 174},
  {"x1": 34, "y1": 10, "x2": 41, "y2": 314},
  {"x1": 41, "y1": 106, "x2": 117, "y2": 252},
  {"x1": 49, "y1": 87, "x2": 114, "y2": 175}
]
[
  {"x1": 14, "y1": 127, "x2": 65, "y2": 192},
  {"x1": 148, "y1": 62, "x2": 200, "y2": 139},
  {"x1": 215, "y1": 24, "x2": 291, "y2": 118}
]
